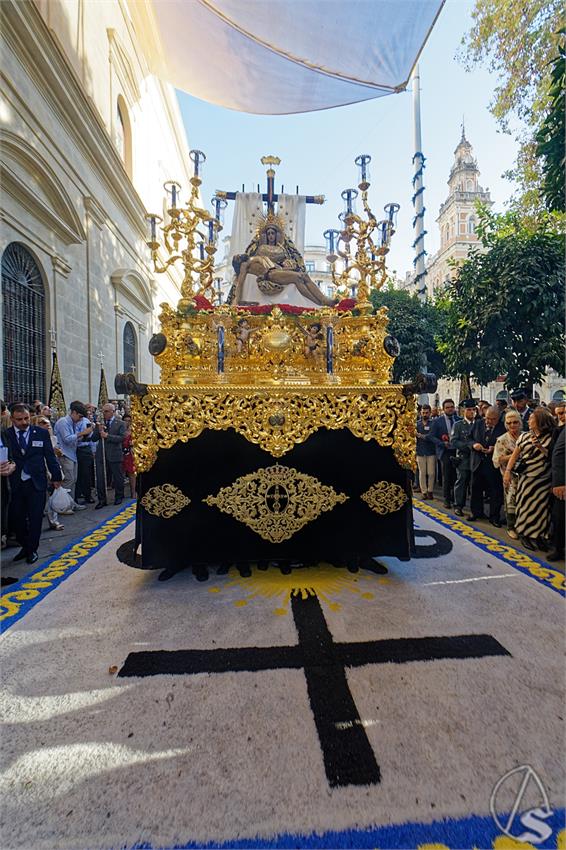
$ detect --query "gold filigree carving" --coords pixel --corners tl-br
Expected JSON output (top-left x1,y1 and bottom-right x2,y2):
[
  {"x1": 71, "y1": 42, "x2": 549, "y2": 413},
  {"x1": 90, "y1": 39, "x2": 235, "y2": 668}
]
[
  {"x1": 131, "y1": 388, "x2": 416, "y2": 472},
  {"x1": 203, "y1": 464, "x2": 348, "y2": 543},
  {"x1": 141, "y1": 484, "x2": 190, "y2": 518},
  {"x1": 360, "y1": 481, "x2": 408, "y2": 514},
  {"x1": 153, "y1": 305, "x2": 396, "y2": 386}
]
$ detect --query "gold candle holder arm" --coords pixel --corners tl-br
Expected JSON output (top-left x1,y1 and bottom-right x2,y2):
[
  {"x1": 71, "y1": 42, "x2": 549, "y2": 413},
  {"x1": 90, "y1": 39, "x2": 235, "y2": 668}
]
[{"x1": 151, "y1": 250, "x2": 183, "y2": 276}]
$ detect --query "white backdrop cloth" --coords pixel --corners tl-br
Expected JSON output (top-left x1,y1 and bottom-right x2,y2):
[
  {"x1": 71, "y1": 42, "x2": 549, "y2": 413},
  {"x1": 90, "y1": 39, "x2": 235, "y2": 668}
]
[
  {"x1": 135, "y1": 0, "x2": 445, "y2": 114},
  {"x1": 278, "y1": 194, "x2": 306, "y2": 257},
  {"x1": 229, "y1": 192, "x2": 263, "y2": 262}
]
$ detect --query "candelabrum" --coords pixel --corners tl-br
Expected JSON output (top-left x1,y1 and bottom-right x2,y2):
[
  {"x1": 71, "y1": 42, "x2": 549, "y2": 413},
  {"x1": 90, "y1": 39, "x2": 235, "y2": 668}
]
[
  {"x1": 145, "y1": 150, "x2": 225, "y2": 312},
  {"x1": 325, "y1": 155, "x2": 399, "y2": 315}
]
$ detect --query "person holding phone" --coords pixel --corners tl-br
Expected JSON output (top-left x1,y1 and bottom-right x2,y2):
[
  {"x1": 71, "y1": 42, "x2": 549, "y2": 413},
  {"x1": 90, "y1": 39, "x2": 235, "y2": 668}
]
[{"x1": 53, "y1": 401, "x2": 95, "y2": 504}]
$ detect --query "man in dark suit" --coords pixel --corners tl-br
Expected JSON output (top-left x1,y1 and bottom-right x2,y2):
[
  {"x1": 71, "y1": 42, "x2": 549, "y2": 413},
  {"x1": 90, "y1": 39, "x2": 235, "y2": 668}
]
[
  {"x1": 510, "y1": 390, "x2": 533, "y2": 432},
  {"x1": 430, "y1": 398, "x2": 461, "y2": 508},
  {"x1": 548, "y1": 424, "x2": 565, "y2": 561},
  {"x1": 468, "y1": 405, "x2": 505, "y2": 526},
  {"x1": 450, "y1": 399, "x2": 477, "y2": 516},
  {"x1": 91, "y1": 402, "x2": 126, "y2": 508},
  {"x1": 5, "y1": 403, "x2": 63, "y2": 564}
]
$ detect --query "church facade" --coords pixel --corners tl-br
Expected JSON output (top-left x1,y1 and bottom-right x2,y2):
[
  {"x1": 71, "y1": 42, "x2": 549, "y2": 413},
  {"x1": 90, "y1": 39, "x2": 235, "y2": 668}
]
[
  {"x1": 424, "y1": 129, "x2": 492, "y2": 297},
  {"x1": 1, "y1": 0, "x2": 191, "y2": 405}
]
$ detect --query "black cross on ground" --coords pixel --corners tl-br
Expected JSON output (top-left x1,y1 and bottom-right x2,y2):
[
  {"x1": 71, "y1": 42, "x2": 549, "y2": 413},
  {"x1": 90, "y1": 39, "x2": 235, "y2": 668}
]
[{"x1": 118, "y1": 594, "x2": 510, "y2": 788}]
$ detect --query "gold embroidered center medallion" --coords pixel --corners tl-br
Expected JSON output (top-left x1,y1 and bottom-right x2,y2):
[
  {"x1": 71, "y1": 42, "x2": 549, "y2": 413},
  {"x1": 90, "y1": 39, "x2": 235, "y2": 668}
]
[{"x1": 203, "y1": 464, "x2": 348, "y2": 543}]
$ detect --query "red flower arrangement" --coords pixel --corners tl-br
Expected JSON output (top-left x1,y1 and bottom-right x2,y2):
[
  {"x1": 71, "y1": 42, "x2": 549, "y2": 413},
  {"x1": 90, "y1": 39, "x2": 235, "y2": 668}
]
[
  {"x1": 238, "y1": 303, "x2": 315, "y2": 316},
  {"x1": 335, "y1": 298, "x2": 357, "y2": 312},
  {"x1": 193, "y1": 294, "x2": 214, "y2": 311},
  {"x1": 191, "y1": 295, "x2": 359, "y2": 315}
]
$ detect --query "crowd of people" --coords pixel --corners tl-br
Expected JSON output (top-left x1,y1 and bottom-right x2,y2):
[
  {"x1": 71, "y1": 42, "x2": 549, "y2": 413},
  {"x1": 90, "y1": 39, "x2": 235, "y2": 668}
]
[
  {"x1": 1, "y1": 389, "x2": 564, "y2": 568},
  {"x1": 0, "y1": 398, "x2": 135, "y2": 565},
  {"x1": 416, "y1": 391, "x2": 565, "y2": 561}
]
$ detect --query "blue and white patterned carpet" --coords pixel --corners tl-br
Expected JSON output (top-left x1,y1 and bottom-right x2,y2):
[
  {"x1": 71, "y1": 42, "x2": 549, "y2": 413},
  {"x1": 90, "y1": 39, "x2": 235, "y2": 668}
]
[{"x1": 1, "y1": 503, "x2": 564, "y2": 850}]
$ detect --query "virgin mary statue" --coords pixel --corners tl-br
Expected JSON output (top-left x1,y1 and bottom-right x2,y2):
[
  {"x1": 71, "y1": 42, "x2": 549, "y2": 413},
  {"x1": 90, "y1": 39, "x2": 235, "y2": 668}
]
[{"x1": 230, "y1": 214, "x2": 335, "y2": 308}]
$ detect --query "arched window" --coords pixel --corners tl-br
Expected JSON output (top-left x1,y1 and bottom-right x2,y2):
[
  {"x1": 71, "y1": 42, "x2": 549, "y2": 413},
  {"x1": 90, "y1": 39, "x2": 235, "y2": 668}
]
[
  {"x1": 467, "y1": 179, "x2": 474, "y2": 191},
  {"x1": 2, "y1": 243, "x2": 46, "y2": 402},
  {"x1": 116, "y1": 96, "x2": 132, "y2": 177},
  {"x1": 116, "y1": 104, "x2": 125, "y2": 161},
  {"x1": 123, "y1": 321, "x2": 137, "y2": 375},
  {"x1": 468, "y1": 216, "x2": 476, "y2": 234}
]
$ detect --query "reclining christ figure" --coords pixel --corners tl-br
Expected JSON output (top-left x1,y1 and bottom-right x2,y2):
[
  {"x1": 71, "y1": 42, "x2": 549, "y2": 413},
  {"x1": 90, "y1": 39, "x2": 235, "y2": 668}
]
[{"x1": 230, "y1": 218, "x2": 336, "y2": 308}]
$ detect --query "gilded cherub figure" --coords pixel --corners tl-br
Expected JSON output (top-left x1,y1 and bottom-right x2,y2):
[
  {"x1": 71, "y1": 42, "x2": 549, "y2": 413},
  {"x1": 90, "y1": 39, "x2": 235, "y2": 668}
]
[
  {"x1": 302, "y1": 322, "x2": 324, "y2": 358},
  {"x1": 233, "y1": 317, "x2": 257, "y2": 354},
  {"x1": 186, "y1": 336, "x2": 200, "y2": 356}
]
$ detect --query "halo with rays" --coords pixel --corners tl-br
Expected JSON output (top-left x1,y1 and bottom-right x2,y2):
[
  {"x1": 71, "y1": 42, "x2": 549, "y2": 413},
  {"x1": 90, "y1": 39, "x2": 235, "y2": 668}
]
[
  {"x1": 207, "y1": 562, "x2": 391, "y2": 616},
  {"x1": 254, "y1": 210, "x2": 288, "y2": 239}
]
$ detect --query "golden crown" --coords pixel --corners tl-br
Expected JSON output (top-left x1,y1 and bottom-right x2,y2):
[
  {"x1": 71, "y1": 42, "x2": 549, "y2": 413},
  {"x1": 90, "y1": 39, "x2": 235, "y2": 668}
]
[{"x1": 254, "y1": 210, "x2": 288, "y2": 239}]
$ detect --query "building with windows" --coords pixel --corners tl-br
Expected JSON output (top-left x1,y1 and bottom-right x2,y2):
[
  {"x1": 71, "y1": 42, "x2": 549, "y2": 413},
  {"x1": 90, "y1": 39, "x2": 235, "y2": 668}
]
[
  {"x1": 1, "y1": 0, "x2": 192, "y2": 405},
  {"x1": 303, "y1": 246, "x2": 340, "y2": 301},
  {"x1": 424, "y1": 128, "x2": 492, "y2": 298}
]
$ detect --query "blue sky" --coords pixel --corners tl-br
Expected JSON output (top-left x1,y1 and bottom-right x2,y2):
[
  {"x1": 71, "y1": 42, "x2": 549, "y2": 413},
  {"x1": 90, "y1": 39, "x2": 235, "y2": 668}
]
[{"x1": 176, "y1": 0, "x2": 519, "y2": 279}]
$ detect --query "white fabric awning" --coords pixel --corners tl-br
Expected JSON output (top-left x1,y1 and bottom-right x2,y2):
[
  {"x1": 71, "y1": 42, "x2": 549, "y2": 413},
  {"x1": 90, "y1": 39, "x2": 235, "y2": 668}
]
[{"x1": 131, "y1": 0, "x2": 445, "y2": 114}]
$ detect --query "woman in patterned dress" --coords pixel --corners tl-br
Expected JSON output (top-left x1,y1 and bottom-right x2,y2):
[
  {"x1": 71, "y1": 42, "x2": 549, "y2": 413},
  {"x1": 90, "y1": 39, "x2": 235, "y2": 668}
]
[
  {"x1": 493, "y1": 409, "x2": 522, "y2": 539},
  {"x1": 503, "y1": 407, "x2": 556, "y2": 550}
]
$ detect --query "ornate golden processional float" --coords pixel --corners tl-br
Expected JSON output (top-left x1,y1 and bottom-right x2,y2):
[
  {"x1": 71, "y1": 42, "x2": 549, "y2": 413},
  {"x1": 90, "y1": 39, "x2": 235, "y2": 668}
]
[{"x1": 115, "y1": 153, "x2": 436, "y2": 579}]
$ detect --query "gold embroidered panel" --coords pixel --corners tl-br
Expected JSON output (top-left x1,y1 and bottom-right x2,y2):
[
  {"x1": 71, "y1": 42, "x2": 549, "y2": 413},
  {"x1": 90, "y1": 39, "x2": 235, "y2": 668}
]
[
  {"x1": 203, "y1": 464, "x2": 348, "y2": 543},
  {"x1": 360, "y1": 481, "x2": 408, "y2": 515},
  {"x1": 141, "y1": 484, "x2": 190, "y2": 518},
  {"x1": 131, "y1": 386, "x2": 415, "y2": 472}
]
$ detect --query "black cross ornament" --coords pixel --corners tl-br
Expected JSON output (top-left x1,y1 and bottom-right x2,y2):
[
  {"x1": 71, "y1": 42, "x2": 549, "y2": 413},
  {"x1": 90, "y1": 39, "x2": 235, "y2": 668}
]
[
  {"x1": 217, "y1": 155, "x2": 324, "y2": 215},
  {"x1": 118, "y1": 594, "x2": 510, "y2": 788}
]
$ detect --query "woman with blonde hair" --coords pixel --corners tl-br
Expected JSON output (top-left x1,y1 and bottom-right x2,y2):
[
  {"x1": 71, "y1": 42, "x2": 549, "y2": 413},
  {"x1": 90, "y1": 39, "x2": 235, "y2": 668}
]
[
  {"x1": 493, "y1": 409, "x2": 522, "y2": 539},
  {"x1": 504, "y1": 407, "x2": 556, "y2": 550}
]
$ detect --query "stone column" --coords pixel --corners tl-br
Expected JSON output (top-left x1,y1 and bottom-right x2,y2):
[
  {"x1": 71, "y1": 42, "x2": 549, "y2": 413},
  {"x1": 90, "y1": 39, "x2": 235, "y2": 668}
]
[
  {"x1": 84, "y1": 196, "x2": 106, "y2": 403},
  {"x1": 113, "y1": 303, "x2": 125, "y2": 376},
  {"x1": 50, "y1": 254, "x2": 72, "y2": 399}
]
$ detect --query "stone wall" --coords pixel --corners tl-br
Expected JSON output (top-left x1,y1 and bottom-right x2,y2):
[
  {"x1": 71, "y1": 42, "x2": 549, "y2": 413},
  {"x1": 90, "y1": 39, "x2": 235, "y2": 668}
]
[{"x1": 1, "y1": 0, "x2": 192, "y2": 403}]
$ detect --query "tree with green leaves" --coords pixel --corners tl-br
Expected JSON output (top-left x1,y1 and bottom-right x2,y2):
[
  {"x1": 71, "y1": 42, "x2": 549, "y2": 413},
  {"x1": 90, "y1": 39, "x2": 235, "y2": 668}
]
[
  {"x1": 460, "y1": 1, "x2": 564, "y2": 216},
  {"x1": 370, "y1": 287, "x2": 446, "y2": 384},
  {"x1": 436, "y1": 207, "x2": 564, "y2": 390},
  {"x1": 535, "y1": 34, "x2": 565, "y2": 213}
]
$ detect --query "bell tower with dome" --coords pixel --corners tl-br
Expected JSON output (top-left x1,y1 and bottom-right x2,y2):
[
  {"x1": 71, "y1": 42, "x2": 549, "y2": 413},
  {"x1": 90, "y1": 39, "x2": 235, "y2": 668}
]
[{"x1": 424, "y1": 127, "x2": 493, "y2": 296}]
